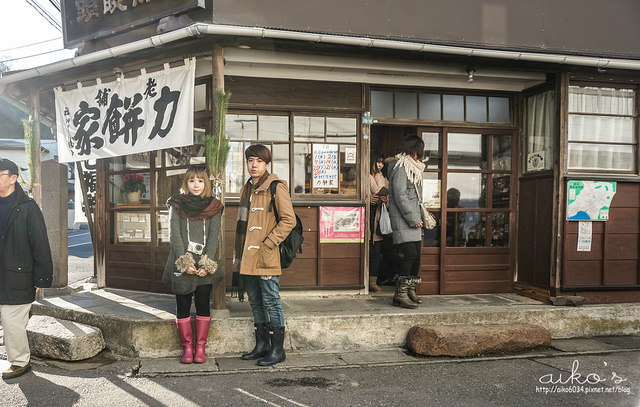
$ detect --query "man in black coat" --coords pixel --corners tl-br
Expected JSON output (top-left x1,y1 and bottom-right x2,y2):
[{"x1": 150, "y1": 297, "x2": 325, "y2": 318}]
[{"x1": 0, "y1": 159, "x2": 52, "y2": 379}]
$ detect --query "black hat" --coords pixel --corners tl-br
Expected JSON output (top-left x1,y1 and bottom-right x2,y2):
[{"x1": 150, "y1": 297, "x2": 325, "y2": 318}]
[{"x1": 0, "y1": 158, "x2": 19, "y2": 176}]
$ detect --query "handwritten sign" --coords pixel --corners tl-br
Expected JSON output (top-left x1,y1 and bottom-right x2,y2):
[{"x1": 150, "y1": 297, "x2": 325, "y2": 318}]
[{"x1": 313, "y1": 144, "x2": 339, "y2": 189}]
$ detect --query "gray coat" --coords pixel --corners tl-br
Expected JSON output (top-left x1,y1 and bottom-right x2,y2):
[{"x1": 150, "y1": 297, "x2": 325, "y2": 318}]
[
  {"x1": 388, "y1": 160, "x2": 423, "y2": 245},
  {"x1": 162, "y1": 207, "x2": 221, "y2": 295}
]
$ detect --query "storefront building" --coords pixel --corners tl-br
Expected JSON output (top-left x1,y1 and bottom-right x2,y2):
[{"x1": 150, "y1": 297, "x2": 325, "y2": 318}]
[{"x1": 1, "y1": 1, "x2": 640, "y2": 304}]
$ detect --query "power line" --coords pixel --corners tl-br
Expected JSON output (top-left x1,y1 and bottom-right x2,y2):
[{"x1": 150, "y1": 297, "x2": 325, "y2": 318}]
[
  {"x1": 0, "y1": 37, "x2": 62, "y2": 54},
  {"x1": 26, "y1": 0, "x2": 62, "y2": 32},
  {"x1": 0, "y1": 47, "x2": 70, "y2": 64}
]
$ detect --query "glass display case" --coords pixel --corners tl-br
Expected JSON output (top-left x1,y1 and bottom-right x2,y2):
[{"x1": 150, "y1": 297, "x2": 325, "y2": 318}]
[{"x1": 115, "y1": 212, "x2": 151, "y2": 244}]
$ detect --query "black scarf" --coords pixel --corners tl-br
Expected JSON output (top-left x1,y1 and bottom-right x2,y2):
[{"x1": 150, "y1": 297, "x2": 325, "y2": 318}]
[{"x1": 231, "y1": 171, "x2": 270, "y2": 301}]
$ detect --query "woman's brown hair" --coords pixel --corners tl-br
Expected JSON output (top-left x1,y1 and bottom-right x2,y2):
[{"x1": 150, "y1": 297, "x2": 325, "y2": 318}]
[{"x1": 180, "y1": 167, "x2": 212, "y2": 197}]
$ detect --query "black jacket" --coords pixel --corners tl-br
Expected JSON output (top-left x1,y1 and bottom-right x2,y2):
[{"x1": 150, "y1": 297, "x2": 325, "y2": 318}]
[{"x1": 0, "y1": 184, "x2": 53, "y2": 304}]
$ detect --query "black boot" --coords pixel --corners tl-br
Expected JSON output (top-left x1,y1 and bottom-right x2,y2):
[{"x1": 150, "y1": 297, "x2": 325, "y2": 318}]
[
  {"x1": 257, "y1": 327, "x2": 286, "y2": 366},
  {"x1": 242, "y1": 323, "x2": 270, "y2": 360}
]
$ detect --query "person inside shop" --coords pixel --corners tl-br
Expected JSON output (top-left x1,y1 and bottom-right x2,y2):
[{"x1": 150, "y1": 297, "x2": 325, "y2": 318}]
[
  {"x1": 0, "y1": 158, "x2": 53, "y2": 379},
  {"x1": 163, "y1": 167, "x2": 223, "y2": 364},
  {"x1": 387, "y1": 136, "x2": 425, "y2": 309},
  {"x1": 369, "y1": 150, "x2": 390, "y2": 293},
  {"x1": 232, "y1": 144, "x2": 296, "y2": 366},
  {"x1": 446, "y1": 187, "x2": 463, "y2": 247}
]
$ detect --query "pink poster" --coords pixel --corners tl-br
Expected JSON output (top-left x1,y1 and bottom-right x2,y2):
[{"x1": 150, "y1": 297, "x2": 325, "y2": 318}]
[{"x1": 319, "y1": 206, "x2": 365, "y2": 243}]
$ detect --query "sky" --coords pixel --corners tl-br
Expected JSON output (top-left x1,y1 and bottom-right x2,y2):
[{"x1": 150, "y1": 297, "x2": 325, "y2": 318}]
[{"x1": 0, "y1": 1, "x2": 76, "y2": 72}]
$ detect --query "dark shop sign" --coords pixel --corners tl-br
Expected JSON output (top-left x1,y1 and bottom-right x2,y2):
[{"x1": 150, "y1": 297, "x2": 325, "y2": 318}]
[{"x1": 61, "y1": 0, "x2": 204, "y2": 47}]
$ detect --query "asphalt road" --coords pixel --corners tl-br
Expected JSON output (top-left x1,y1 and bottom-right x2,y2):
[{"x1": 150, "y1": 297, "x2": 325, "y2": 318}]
[
  {"x1": 0, "y1": 350, "x2": 637, "y2": 406},
  {"x1": 68, "y1": 229, "x2": 94, "y2": 284}
]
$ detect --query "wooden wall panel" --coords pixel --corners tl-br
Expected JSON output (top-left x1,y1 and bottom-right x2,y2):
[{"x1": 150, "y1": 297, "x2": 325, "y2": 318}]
[
  {"x1": 108, "y1": 246, "x2": 151, "y2": 263},
  {"x1": 319, "y1": 243, "x2": 362, "y2": 258},
  {"x1": 280, "y1": 259, "x2": 317, "y2": 286},
  {"x1": 604, "y1": 260, "x2": 639, "y2": 285},
  {"x1": 563, "y1": 261, "x2": 602, "y2": 286},
  {"x1": 563, "y1": 182, "x2": 640, "y2": 297},
  {"x1": 319, "y1": 258, "x2": 361, "y2": 285},
  {"x1": 227, "y1": 76, "x2": 362, "y2": 111}
]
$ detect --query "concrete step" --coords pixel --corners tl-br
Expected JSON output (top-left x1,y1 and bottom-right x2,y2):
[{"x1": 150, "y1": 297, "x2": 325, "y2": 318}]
[{"x1": 32, "y1": 289, "x2": 640, "y2": 358}]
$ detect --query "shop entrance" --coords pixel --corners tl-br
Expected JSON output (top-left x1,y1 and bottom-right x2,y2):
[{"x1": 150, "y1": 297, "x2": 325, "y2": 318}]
[{"x1": 371, "y1": 125, "x2": 516, "y2": 294}]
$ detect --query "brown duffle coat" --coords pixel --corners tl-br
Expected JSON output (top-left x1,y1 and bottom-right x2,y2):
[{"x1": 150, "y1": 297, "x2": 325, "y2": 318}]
[{"x1": 239, "y1": 173, "x2": 296, "y2": 276}]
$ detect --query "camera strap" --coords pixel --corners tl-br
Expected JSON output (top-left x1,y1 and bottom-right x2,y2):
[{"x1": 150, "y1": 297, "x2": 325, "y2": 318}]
[{"x1": 186, "y1": 219, "x2": 206, "y2": 247}]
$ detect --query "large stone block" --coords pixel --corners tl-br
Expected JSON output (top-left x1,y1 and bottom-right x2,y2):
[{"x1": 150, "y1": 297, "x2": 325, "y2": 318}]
[
  {"x1": 406, "y1": 323, "x2": 551, "y2": 357},
  {"x1": 27, "y1": 315, "x2": 105, "y2": 361}
]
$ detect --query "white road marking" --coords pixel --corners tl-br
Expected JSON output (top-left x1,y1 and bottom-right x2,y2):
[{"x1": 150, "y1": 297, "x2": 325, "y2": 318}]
[
  {"x1": 234, "y1": 388, "x2": 282, "y2": 407},
  {"x1": 68, "y1": 242, "x2": 93, "y2": 248},
  {"x1": 265, "y1": 390, "x2": 311, "y2": 407}
]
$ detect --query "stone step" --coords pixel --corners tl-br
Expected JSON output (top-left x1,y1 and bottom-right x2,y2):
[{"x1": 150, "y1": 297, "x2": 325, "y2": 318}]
[
  {"x1": 406, "y1": 323, "x2": 551, "y2": 356},
  {"x1": 27, "y1": 315, "x2": 106, "y2": 361}
]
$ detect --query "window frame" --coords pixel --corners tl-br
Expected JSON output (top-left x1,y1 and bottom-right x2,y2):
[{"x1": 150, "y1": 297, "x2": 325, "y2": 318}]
[
  {"x1": 224, "y1": 110, "x2": 361, "y2": 199},
  {"x1": 567, "y1": 82, "x2": 639, "y2": 174}
]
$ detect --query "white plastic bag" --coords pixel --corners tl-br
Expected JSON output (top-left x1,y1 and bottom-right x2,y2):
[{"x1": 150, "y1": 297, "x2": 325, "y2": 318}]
[{"x1": 379, "y1": 204, "x2": 393, "y2": 235}]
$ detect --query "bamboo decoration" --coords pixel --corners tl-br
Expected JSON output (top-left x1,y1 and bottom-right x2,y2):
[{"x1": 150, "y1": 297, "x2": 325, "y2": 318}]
[{"x1": 205, "y1": 88, "x2": 232, "y2": 198}]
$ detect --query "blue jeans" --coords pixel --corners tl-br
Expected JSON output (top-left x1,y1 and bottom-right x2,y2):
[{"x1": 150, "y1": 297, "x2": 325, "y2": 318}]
[{"x1": 244, "y1": 275, "x2": 285, "y2": 329}]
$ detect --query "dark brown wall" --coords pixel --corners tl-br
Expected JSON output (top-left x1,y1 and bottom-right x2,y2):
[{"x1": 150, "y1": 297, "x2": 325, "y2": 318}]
[
  {"x1": 213, "y1": 0, "x2": 640, "y2": 58},
  {"x1": 562, "y1": 182, "x2": 640, "y2": 294}
]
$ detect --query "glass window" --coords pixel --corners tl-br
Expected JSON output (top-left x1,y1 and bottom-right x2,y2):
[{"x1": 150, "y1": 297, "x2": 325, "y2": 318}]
[
  {"x1": 226, "y1": 114, "x2": 257, "y2": 140},
  {"x1": 492, "y1": 175, "x2": 510, "y2": 208},
  {"x1": 422, "y1": 131, "x2": 441, "y2": 170},
  {"x1": 492, "y1": 134, "x2": 511, "y2": 171},
  {"x1": 568, "y1": 85, "x2": 637, "y2": 172},
  {"x1": 225, "y1": 114, "x2": 358, "y2": 197},
  {"x1": 293, "y1": 143, "x2": 311, "y2": 194},
  {"x1": 327, "y1": 118, "x2": 357, "y2": 143},
  {"x1": 443, "y1": 95, "x2": 464, "y2": 121},
  {"x1": 395, "y1": 92, "x2": 418, "y2": 119},
  {"x1": 272, "y1": 144, "x2": 290, "y2": 184},
  {"x1": 259, "y1": 116, "x2": 289, "y2": 141},
  {"x1": 448, "y1": 133, "x2": 488, "y2": 170},
  {"x1": 419, "y1": 94, "x2": 441, "y2": 120},
  {"x1": 371, "y1": 90, "x2": 394, "y2": 118},
  {"x1": 447, "y1": 173, "x2": 487, "y2": 208},
  {"x1": 525, "y1": 90, "x2": 555, "y2": 172},
  {"x1": 489, "y1": 97, "x2": 510, "y2": 122},
  {"x1": 447, "y1": 212, "x2": 486, "y2": 247},
  {"x1": 194, "y1": 83, "x2": 207, "y2": 112},
  {"x1": 294, "y1": 116, "x2": 324, "y2": 142},
  {"x1": 109, "y1": 172, "x2": 150, "y2": 205},
  {"x1": 491, "y1": 212, "x2": 509, "y2": 247},
  {"x1": 466, "y1": 96, "x2": 487, "y2": 122}
]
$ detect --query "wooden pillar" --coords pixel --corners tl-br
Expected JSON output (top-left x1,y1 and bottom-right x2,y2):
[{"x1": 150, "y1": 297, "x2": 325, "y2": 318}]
[
  {"x1": 30, "y1": 89, "x2": 42, "y2": 205},
  {"x1": 95, "y1": 159, "x2": 108, "y2": 288},
  {"x1": 212, "y1": 46, "x2": 227, "y2": 310}
]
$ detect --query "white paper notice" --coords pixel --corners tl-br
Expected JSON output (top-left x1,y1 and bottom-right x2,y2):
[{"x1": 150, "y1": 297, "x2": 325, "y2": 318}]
[{"x1": 577, "y1": 221, "x2": 592, "y2": 252}]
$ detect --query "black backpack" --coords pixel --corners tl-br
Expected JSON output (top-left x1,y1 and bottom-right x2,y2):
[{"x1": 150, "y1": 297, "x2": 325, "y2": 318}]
[{"x1": 268, "y1": 181, "x2": 304, "y2": 268}]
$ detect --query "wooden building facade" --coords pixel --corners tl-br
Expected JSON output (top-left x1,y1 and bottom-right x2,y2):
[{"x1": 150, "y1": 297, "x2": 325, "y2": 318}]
[{"x1": 1, "y1": 0, "x2": 640, "y2": 304}]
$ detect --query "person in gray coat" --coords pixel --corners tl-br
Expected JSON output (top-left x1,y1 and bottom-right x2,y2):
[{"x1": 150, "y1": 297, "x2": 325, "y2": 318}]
[
  {"x1": 163, "y1": 167, "x2": 223, "y2": 364},
  {"x1": 387, "y1": 136, "x2": 425, "y2": 308}
]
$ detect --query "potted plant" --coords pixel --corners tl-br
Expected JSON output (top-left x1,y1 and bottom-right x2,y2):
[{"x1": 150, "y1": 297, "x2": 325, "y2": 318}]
[{"x1": 121, "y1": 173, "x2": 146, "y2": 203}]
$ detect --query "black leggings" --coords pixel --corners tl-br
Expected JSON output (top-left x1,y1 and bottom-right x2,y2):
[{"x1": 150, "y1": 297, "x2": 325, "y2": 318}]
[
  {"x1": 395, "y1": 241, "x2": 421, "y2": 277},
  {"x1": 176, "y1": 284, "x2": 212, "y2": 318}
]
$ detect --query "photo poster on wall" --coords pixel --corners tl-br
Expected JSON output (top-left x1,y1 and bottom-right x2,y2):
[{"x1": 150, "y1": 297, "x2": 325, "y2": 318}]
[
  {"x1": 319, "y1": 206, "x2": 365, "y2": 243},
  {"x1": 312, "y1": 144, "x2": 339, "y2": 189}
]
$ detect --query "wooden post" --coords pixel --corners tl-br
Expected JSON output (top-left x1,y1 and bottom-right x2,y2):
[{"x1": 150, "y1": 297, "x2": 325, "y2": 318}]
[
  {"x1": 94, "y1": 159, "x2": 108, "y2": 288},
  {"x1": 212, "y1": 46, "x2": 227, "y2": 310},
  {"x1": 30, "y1": 89, "x2": 42, "y2": 205}
]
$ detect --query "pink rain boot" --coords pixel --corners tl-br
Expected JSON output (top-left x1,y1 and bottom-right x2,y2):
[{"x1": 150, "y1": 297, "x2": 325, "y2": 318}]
[
  {"x1": 176, "y1": 317, "x2": 193, "y2": 364},
  {"x1": 194, "y1": 316, "x2": 211, "y2": 363}
]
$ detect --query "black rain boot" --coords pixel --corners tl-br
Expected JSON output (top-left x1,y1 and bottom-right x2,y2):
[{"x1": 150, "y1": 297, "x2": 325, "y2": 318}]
[
  {"x1": 392, "y1": 277, "x2": 418, "y2": 309},
  {"x1": 407, "y1": 277, "x2": 423, "y2": 305},
  {"x1": 257, "y1": 327, "x2": 286, "y2": 366},
  {"x1": 242, "y1": 323, "x2": 270, "y2": 360}
]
